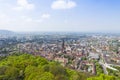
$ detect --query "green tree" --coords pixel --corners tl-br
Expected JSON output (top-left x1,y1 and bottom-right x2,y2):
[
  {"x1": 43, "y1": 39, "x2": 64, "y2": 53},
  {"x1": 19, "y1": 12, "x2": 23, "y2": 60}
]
[{"x1": 87, "y1": 74, "x2": 116, "y2": 80}]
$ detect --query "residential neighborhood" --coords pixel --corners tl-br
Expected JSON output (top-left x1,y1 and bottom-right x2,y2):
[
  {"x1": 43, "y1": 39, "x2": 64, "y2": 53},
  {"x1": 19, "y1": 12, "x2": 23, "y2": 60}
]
[{"x1": 0, "y1": 32, "x2": 120, "y2": 76}]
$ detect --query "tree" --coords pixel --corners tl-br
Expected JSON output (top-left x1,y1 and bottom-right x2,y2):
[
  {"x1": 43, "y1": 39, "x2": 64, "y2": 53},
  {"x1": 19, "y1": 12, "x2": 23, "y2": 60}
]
[
  {"x1": 4, "y1": 66, "x2": 19, "y2": 80},
  {"x1": 87, "y1": 74, "x2": 116, "y2": 80}
]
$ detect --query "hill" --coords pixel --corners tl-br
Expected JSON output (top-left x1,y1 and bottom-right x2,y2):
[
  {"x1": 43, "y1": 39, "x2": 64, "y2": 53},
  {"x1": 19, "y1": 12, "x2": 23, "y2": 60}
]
[
  {"x1": 0, "y1": 53, "x2": 118, "y2": 80},
  {"x1": 0, "y1": 54, "x2": 89, "y2": 80},
  {"x1": 0, "y1": 30, "x2": 14, "y2": 35}
]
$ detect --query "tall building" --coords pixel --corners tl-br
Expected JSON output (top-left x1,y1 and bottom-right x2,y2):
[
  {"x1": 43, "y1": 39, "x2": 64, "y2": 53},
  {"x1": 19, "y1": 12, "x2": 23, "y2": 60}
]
[{"x1": 62, "y1": 39, "x2": 65, "y2": 53}]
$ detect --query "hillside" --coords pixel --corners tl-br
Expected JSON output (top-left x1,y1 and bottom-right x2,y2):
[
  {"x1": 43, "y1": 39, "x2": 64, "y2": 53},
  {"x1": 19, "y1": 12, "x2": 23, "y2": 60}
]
[{"x1": 0, "y1": 54, "x2": 118, "y2": 80}]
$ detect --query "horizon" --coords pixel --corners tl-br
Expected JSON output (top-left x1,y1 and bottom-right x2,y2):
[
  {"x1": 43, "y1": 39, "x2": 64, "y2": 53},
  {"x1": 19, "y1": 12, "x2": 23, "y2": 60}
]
[
  {"x1": 0, "y1": 0, "x2": 120, "y2": 32},
  {"x1": 1, "y1": 29, "x2": 120, "y2": 35}
]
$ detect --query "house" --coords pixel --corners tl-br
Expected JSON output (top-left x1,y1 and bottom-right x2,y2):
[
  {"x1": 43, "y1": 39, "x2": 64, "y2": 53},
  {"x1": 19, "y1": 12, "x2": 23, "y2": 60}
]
[
  {"x1": 88, "y1": 52, "x2": 99, "y2": 60},
  {"x1": 54, "y1": 57, "x2": 68, "y2": 67}
]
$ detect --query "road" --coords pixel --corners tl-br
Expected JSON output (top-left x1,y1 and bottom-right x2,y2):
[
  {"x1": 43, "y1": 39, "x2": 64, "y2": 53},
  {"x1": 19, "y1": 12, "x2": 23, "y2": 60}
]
[{"x1": 99, "y1": 61, "x2": 108, "y2": 74}]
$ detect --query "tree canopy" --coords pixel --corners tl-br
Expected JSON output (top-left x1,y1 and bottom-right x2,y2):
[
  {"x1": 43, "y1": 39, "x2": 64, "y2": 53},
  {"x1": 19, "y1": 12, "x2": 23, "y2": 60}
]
[
  {"x1": 0, "y1": 53, "x2": 118, "y2": 80},
  {"x1": 0, "y1": 54, "x2": 88, "y2": 80}
]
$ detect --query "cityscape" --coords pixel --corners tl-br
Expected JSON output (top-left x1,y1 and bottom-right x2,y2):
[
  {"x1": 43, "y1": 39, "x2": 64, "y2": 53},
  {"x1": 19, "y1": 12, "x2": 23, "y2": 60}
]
[
  {"x1": 0, "y1": 0, "x2": 120, "y2": 80},
  {"x1": 0, "y1": 30, "x2": 120, "y2": 79}
]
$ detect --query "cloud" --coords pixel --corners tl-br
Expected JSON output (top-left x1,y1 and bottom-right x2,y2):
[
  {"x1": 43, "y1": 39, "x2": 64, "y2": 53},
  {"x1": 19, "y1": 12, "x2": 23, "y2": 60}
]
[
  {"x1": 41, "y1": 14, "x2": 51, "y2": 19},
  {"x1": 0, "y1": 14, "x2": 7, "y2": 18},
  {"x1": 51, "y1": 0, "x2": 76, "y2": 10},
  {"x1": 13, "y1": 0, "x2": 35, "y2": 11}
]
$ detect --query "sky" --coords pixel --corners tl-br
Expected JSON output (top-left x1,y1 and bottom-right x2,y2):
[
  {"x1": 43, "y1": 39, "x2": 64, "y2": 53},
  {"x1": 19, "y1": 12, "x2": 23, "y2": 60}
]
[{"x1": 0, "y1": 0, "x2": 120, "y2": 32}]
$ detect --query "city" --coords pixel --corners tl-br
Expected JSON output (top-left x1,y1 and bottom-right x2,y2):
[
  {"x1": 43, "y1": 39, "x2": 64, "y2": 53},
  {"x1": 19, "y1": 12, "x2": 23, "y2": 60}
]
[
  {"x1": 0, "y1": 0, "x2": 120, "y2": 80},
  {"x1": 0, "y1": 31, "x2": 120, "y2": 79}
]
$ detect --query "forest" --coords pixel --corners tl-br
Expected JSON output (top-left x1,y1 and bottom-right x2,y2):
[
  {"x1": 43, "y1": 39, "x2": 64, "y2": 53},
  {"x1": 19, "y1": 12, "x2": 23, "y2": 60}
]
[{"x1": 0, "y1": 53, "x2": 118, "y2": 80}]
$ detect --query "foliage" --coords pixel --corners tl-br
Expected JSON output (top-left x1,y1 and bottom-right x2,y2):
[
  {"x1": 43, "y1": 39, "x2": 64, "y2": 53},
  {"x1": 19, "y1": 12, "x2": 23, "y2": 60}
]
[
  {"x1": 107, "y1": 67, "x2": 120, "y2": 79},
  {"x1": 0, "y1": 53, "x2": 118, "y2": 80},
  {"x1": 95, "y1": 62, "x2": 104, "y2": 75},
  {"x1": 87, "y1": 74, "x2": 116, "y2": 80},
  {"x1": 0, "y1": 53, "x2": 88, "y2": 80}
]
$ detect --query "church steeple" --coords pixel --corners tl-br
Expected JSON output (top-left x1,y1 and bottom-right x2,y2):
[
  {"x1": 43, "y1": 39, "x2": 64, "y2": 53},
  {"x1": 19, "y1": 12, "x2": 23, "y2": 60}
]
[{"x1": 62, "y1": 39, "x2": 65, "y2": 53}]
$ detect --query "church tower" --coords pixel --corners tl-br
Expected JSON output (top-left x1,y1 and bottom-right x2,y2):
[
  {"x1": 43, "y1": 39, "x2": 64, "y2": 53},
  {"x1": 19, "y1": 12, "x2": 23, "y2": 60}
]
[{"x1": 62, "y1": 39, "x2": 65, "y2": 53}]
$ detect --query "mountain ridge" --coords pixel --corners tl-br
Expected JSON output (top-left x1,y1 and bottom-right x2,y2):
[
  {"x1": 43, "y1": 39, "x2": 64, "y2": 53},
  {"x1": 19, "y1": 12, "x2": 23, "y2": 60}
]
[{"x1": 0, "y1": 30, "x2": 14, "y2": 34}]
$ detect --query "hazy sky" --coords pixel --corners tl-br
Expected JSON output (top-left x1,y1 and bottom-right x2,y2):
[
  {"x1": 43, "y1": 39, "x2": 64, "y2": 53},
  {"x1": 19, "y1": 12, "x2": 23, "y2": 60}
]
[{"x1": 0, "y1": 0, "x2": 120, "y2": 32}]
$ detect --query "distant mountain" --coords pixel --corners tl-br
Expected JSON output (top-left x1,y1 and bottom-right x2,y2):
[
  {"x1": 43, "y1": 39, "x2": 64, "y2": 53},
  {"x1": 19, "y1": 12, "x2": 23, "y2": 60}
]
[{"x1": 0, "y1": 30, "x2": 14, "y2": 35}]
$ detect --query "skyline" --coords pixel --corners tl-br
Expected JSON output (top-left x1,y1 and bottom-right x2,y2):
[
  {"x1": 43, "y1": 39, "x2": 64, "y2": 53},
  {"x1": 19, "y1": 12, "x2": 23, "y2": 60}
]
[{"x1": 0, "y1": 0, "x2": 120, "y2": 32}]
